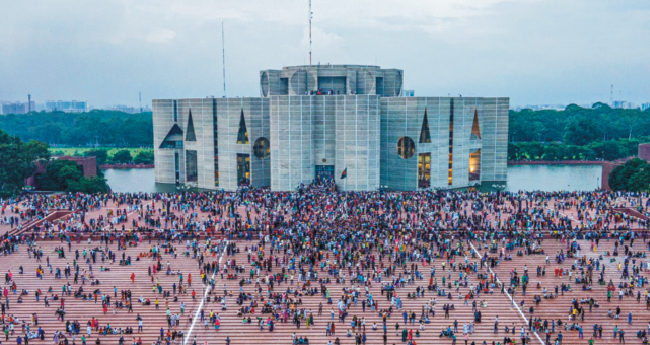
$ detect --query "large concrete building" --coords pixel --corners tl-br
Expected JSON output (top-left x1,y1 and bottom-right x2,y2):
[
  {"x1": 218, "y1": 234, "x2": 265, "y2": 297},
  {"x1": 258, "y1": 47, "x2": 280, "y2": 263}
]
[{"x1": 153, "y1": 64, "x2": 508, "y2": 191}]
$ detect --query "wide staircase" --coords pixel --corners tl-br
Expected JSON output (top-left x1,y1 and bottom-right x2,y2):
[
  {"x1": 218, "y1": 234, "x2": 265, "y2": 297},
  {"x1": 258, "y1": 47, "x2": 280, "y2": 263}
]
[
  {"x1": 472, "y1": 237, "x2": 650, "y2": 344},
  {"x1": 4, "y1": 237, "x2": 529, "y2": 345}
]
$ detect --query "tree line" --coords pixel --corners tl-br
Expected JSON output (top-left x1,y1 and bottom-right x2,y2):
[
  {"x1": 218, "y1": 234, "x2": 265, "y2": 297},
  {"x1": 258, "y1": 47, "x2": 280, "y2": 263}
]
[
  {"x1": 508, "y1": 138, "x2": 649, "y2": 161},
  {"x1": 509, "y1": 103, "x2": 650, "y2": 161},
  {"x1": 79, "y1": 148, "x2": 154, "y2": 165},
  {"x1": 0, "y1": 110, "x2": 153, "y2": 147}
]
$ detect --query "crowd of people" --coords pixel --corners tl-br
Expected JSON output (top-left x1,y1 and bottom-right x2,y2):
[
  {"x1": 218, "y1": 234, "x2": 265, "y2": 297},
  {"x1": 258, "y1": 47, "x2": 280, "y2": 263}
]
[{"x1": 1, "y1": 181, "x2": 650, "y2": 345}]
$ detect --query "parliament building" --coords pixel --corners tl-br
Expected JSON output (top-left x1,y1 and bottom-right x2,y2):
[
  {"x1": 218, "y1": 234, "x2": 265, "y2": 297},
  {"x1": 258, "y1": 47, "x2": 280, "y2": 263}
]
[{"x1": 153, "y1": 64, "x2": 508, "y2": 191}]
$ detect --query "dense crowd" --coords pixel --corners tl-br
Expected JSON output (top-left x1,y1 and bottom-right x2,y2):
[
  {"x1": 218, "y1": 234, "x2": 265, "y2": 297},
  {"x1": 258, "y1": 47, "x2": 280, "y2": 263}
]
[{"x1": 2, "y1": 182, "x2": 650, "y2": 345}]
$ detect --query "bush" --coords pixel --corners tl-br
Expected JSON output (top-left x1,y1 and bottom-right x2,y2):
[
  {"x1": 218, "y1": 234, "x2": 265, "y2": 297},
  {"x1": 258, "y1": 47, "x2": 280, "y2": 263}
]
[
  {"x1": 112, "y1": 149, "x2": 133, "y2": 164},
  {"x1": 133, "y1": 150, "x2": 154, "y2": 164}
]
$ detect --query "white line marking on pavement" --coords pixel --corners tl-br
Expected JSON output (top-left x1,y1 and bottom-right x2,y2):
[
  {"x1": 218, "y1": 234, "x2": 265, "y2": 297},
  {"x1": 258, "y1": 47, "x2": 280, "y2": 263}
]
[
  {"x1": 468, "y1": 240, "x2": 544, "y2": 345},
  {"x1": 184, "y1": 236, "x2": 228, "y2": 345}
]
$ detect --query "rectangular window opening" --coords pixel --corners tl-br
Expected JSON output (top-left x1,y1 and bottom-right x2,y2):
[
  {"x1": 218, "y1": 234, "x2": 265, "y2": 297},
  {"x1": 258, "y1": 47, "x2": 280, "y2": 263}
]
[
  {"x1": 418, "y1": 153, "x2": 431, "y2": 189},
  {"x1": 237, "y1": 153, "x2": 250, "y2": 186},
  {"x1": 469, "y1": 149, "x2": 481, "y2": 181},
  {"x1": 186, "y1": 150, "x2": 198, "y2": 182}
]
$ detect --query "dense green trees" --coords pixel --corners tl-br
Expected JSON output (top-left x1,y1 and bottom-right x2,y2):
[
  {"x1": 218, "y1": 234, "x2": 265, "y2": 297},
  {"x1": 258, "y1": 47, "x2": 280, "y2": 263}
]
[
  {"x1": 35, "y1": 160, "x2": 109, "y2": 193},
  {"x1": 0, "y1": 129, "x2": 50, "y2": 197},
  {"x1": 112, "y1": 149, "x2": 133, "y2": 164},
  {"x1": 133, "y1": 150, "x2": 154, "y2": 164},
  {"x1": 510, "y1": 103, "x2": 650, "y2": 143},
  {"x1": 508, "y1": 139, "x2": 645, "y2": 161},
  {"x1": 81, "y1": 148, "x2": 153, "y2": 164},
  {"x1": 0, "y1": 110, "x2": 153, "y2": 147},
  {"x1": 66, "y1": 176, "x2": 110, "y2": 194},
  {"x1": 609, "y1": 159, "x2": 650, "y2": 192},
  {"x1": 0, "y1": 129, "x2": 108, "y2": 196},
  {"x1": 36, "y1": 160, "x2": 83, "y2": 191},
  {"x1": 509, "y1": 104, "x2": 650, "y2": 161}
]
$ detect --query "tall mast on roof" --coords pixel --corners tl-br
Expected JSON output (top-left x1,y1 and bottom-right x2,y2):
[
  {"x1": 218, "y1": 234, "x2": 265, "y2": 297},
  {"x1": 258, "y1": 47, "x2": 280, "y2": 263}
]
[
  {"x1": 222, "y1": 20, "x2": 226, "y2": 97},
  {"x1": 309, "y1": 0, "x2": 312, "y2": 65}
]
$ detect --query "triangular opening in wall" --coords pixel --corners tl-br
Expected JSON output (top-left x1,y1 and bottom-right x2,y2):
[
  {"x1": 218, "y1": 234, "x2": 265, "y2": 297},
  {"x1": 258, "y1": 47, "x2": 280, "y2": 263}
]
[
  {"x1": 419, "y1": 110, "x2": 431, "y2": 143},
  {"x1": 471, "y1": 109, "x2": 481, "y2": 139},
  {"x1": 159, "y1": 124, "x2": 183, "y2": 148},
  {"x1": 186, "y1": 110, "x2": 197, "y2": 142},
  {"x1": 236, "y1": 109, "x2": 249, "y2": 144}
]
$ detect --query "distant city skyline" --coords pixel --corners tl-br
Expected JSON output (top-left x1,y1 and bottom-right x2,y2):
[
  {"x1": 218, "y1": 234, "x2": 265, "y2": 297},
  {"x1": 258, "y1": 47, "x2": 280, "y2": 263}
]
[
  {"x1": 1, "y1": 1, "x2": 649, "y2": 107},
  {"x1": 0, "y1": 97, "x2": 151, "y2": 115},
  {"x1": 1, "y1": 95, "x2": 648, "y2": 115},
  {"x1": 511, "y1": 100, "x2": 650, "y2": 112}
]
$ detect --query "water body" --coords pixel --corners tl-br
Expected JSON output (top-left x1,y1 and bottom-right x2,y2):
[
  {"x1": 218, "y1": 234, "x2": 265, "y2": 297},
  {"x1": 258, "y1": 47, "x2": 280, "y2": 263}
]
[
  {"x1": 102, "y1": 168, "x2": 176, "y2": 193},
  {"x1": 505, "y1": 164, "x2": 602, "y2": 192},
  {"x1": 103, "y1": 165, "x2": 603, "y2": 193}
]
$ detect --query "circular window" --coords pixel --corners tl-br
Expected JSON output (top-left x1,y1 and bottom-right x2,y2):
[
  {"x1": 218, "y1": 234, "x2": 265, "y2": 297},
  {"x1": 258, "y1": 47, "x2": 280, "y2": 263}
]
[
  {"x1": 397, "y1": 136, "x2": 415, "y2": 159},
  {"x1": 253, "y1": 137, "x2": 270, "y2": 159}
]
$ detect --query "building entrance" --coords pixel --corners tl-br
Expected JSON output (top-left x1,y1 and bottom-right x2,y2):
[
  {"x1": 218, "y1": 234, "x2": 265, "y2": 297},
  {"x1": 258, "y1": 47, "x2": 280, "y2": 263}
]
[{"x1": 315, "y1": 165, "x2": 335, "y2": 180}]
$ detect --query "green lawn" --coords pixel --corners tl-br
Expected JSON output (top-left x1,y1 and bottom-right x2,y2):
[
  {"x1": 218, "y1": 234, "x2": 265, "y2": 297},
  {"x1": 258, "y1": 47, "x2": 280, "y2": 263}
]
[{"x1": 49, "y1": 147, "x2": 152, "y2": 157}]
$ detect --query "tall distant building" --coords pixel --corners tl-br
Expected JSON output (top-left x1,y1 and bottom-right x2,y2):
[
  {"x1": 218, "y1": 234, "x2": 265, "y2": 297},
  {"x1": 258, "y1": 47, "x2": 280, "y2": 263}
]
[
  {"x1": 641, "y1": 102, "x2": 650, "y2": 111},
  {"x1": 46, "y1": 100, "x2": 87, "y2": 113},
  {"x1": 153, "y1": 64, "x2": 509, "y2": 191},
  {"x1": 2, "y1": 102, "x2": 28, "y2": 115},
  {"x1": 612, "y1": 100, "x2": 637, "y2": 110}
]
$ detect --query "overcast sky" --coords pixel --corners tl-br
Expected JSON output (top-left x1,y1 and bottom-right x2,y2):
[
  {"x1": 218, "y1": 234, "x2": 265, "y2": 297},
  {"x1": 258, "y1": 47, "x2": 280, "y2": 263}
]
[{"x1": 1, "y1": 0, "x2": 648, "y2": 108}]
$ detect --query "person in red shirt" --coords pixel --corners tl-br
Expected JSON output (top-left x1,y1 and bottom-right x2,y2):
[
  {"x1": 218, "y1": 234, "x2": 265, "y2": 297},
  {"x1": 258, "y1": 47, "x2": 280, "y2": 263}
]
[{"x1": 131, "y1": 273, "x2": 135, "y2": 283}]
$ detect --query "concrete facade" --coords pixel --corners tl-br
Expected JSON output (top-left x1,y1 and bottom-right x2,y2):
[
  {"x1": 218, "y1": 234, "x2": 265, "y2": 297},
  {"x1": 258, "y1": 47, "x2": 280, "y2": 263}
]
[{"x1": 153, "y1": 64, "x2": 508, "y2": 191}]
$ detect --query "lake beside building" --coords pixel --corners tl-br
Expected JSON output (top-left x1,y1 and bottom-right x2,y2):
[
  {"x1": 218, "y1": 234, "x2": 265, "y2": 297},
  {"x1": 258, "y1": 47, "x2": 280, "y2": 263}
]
[{"x1": 103, "y1": 164, "x2": 602, "y2": 193}]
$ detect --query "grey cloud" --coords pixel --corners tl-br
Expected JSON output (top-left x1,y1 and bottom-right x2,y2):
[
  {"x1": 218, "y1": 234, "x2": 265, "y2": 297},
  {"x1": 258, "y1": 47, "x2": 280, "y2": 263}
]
[{"x1": 0, "y1": 0, "x2": 648, "y2": 107}]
